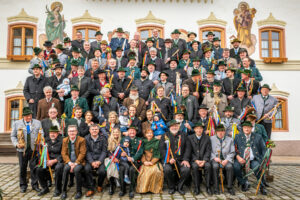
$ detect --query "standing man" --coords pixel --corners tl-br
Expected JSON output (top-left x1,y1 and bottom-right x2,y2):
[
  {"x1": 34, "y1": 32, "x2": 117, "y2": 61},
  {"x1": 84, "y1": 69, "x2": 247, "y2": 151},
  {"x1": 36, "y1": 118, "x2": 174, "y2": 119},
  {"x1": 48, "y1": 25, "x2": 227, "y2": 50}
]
[
  {"x1": 134, "y1": 68, "x2": 154, "y2": 101},
  {"x1": 109, "y1": 27, "x2": 129, "y2": 56},
  {"x1": 252, "y1": 84, "x2": 278, "y2": 139},
  {"x1": 229, "y1": 38, "x2": 241, "y2": 63},
  {"x1": 212, "y1": 37, "x2": 223, "y2": 60},
  {"x1": 220, "y1": 48, "x2": 238, "y2": 68},
  {"x1": 55, "y1": 44, "x2": 68, "y2": 67},
  {"x1": 61, "y1": 125, "x2": 86, "y2": 199},
  {"x1": 222, "y1": 67, "x2": 240, "y2": 101},
  {"x1": 23, "y1": 64, "x2": 49, "y2": 118},
  {"x1": 229, "y1": 87, "x2": 251, "y2": 118},
  {"x1": 202, "y1": 31, "x2": 214, "y2": 49},
  {"x1": 43, "y1": 40, "x2": 55, "y2": 60},
  {"x1": 90, "y1": 31, "x2": 103, "y2": 53},
  {"x1": 11, "y1": 107, "x2": 42, "y2": 193},
  {"x1": 36, "y1": 126, "x2": 64, "y2": 197},
  {"x1": 111, "y1": 67, "x2": 132, "y2": 103},
  {"x1": 171, "y1": 29, "x2": 187, "y2": 58},
  {"x1": 70, "y1": 66, "x2": 92, "y2": 99},
  {"x1": 72, "y1": 31, "x2": 85, "y2": 52},
  {"x1": 152, "y1": 28, "x2": 165, "y2": 57}
]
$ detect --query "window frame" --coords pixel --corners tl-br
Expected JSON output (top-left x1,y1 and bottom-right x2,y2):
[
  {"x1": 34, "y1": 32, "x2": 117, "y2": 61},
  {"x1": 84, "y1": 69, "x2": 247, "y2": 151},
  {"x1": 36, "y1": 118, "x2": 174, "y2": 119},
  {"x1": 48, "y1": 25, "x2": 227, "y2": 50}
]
[
  {"x1": 73, "y1": 24, "x2": 100, "y2": 43},
  {"x1": 259, "y1": 27, "x2": 287, "y2": 63},
  {"x1": 5, "y1": 96, "x2": 26, "y2": 132},
  {"x1": 272, "y1": 97, "x2": 289, "y2": 132},
  {"x1": 137, "y1": 25, "x2": 164, "y2": 41},
  {"x1": 7, "y1": 23, "x2": 37, "y2": 61},
  {"x1": 199, "y1": 26, "x2": 226, "y2": 48}
]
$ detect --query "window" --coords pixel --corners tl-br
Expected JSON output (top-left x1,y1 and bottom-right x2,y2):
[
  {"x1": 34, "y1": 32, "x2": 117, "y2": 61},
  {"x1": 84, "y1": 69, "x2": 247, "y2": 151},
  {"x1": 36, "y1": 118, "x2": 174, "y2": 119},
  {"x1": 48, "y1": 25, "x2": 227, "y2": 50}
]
[
  {"x1": 272, "y1": 97, "x2": 288, "y2": 132},
  {"x1": 199, "y1": 26, "x2": 226, "y2": 48},
  {"x1": 73, "y1": 25, "x2": 100, "y2": 43},
  {"x1": 7, "y1": 24, "x2": 36, "y2": 61},
  {"x1": 5, "y1": 96, "x2": 27, "y2": 131},
  {"x1": 137, "y1": 26, "x2": 164, "y2": 42},
  {"x1": 259, "y1": 27, "x2": 287, "y2": 63}
]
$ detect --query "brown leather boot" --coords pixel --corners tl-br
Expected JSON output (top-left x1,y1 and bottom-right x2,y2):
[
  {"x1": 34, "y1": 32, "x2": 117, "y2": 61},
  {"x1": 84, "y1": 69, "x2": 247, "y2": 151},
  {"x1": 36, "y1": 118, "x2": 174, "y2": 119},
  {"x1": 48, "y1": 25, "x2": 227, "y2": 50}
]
[
  {"x1": 97, "y1": 186, "x2": 103, "y2": 192},
  {"x1": 85, "y1": 190, "x2": 94, "y2": 197}
]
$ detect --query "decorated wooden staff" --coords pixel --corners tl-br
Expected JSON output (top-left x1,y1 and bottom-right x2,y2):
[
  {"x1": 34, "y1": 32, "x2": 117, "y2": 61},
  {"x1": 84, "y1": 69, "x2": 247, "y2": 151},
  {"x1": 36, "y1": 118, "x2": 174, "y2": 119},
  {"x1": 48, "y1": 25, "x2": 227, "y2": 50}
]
[
  {"x1": 125, "y1": 70, "x2": 135, "y2": 90},
  {"x1": 164, "y1": 135, "x2": 180, "y2": 178},
  {"x1": 256, "y1": 101, "x2": 283, "y2": 124},
  {"x1": 32, "y1": 128, "x2": 43, "y2": 159},
  {"x1": 176, "y1": 72, "x2": 181, "y2": 96},
  {"x1": 152, "y1": 101, "x2": 167, "y2": 121},
  {"x1": 119, "y1": 146, "x2": 139, "y2": 173},
  {"x1": 217, "y1": 150, "x2": 224, "y2": 193},
  {"x1": 38, "y1": 136, "x2": 54, "y2": 181}
]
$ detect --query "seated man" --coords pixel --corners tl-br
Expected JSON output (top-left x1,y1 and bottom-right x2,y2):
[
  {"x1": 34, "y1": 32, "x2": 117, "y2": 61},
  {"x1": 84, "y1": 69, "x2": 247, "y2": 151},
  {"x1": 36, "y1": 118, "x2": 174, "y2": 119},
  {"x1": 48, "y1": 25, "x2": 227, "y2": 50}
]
[
  {"x1": 84, "y1": 124, "x2": 107, "y2": 197},
  {"x1": 186, "y1": 123, "x2": 212, "y2": 195},
  {"x1": 229, "y1": 87, "x2": 251, "y2": 118},
  {"x1": 233, "y1": 121, "x2": 267, "y2": 195},
  {"x1": 160, "y1": 120, "x2": 190, "y2": 195},
  {"x1": 36, "y1": 126, "x2": 64, "y2": 197},
  {"x1": 61, "y1": 125, "x2": 86, "y2": 199},
  {"x1": 210, "y1": 124, "x2": 235, "y2": 195}
]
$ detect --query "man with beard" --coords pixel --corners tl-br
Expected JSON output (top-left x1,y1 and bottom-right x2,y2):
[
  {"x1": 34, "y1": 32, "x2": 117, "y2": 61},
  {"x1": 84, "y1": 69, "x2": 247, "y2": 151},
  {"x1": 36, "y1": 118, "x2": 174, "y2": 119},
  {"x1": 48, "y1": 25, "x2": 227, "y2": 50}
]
[
  {"x1": 185, "y1": 122, "x2": 212, "y2": 195},
  {"x1": 111, "y1": 67, "x2": 131, "y2": 103},
  {"x1": 123, "y1": 86, "x2": 147, "y2": 121},
  {"x1": 49, "y1": 64, "x2": 67, "y2": 100},
  {"x1": 176, "y1": 84, "x2": 199, "y2": 122},
  {"x1": 221, "y1": 106, "x2": 241, "y2": 137},
  {"x1": 222, "y1": 67, "x2": 240, "y2": 101},
  {"x1": 70, "y1": 66, "x2": 92, "y2": 100},
  {"x1": 202, "y1": 81, "x2": 228, "y2": 118},
  {"x1": 173, "y1": 110, "x2": 194, "y2": 135},
  {"x1": 165, "y1": 58, "x2": 188, "y2": 86},
  {"x1": 36, "y1": 126, "x2": 64, "y2": 197},
  {"x1": 90, "y1": 31, "x2": 103, "y2": 53},
  {"x1": 212, "y1": 37, "x2": 223, "y2": 60},
  {"x1": 229, "y1": 38, "x2": 241, "y2": 63},
  {"x1": 148, "y1": 86, "x2": 172, "y2": 121},
  {"x1": 160, "y1": 120, "x2": 191, "y2": 195},
  {"x1": 142, "y1": 110, "x2": 154, "y2": 137},
  {"x1": 240, "y1": 69, "x2": 260, "y2": 99},
  {"x1": 134, "y1": 68, "x2": 154, "y2": 101},
  {"x1": 229, "y1": 87, "x2": 251, "y2": 118}
]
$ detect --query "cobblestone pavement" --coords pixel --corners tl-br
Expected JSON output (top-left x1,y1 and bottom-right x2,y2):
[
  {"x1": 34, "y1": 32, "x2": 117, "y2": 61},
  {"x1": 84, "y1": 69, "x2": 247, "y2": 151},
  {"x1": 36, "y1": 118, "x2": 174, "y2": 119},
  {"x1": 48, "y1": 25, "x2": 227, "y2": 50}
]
[{"x1": 1, "y1": 164, "x2": 300, "y2": 200}]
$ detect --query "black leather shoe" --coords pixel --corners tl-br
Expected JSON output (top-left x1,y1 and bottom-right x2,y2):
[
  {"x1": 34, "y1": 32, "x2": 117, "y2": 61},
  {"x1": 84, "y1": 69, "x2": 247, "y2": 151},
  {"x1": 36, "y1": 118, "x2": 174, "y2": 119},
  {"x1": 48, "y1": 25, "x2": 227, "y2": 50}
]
[
  {"x1": 206, "y1": 188, "x2": 213, "y2": 196},
  {"x1": 47, "y1": 180, "x2": 52, "y2": 187},
  {"x1": 228, "y1": 188, "x2": 235, "y2": 195},
  {"x1": 194, "y1": 188, "x2": 200, "y2": 195},
  {"x1": 53, "y1": 190, "x2": 61, "y2": 197},
  {"x1": 168, "y1": 189, "x2": 175, "y2": 194},
  {"x1": 214, "y1": 189, "x2": 220, "y2": 195},
  {"x1": 109, "y1": 184, "x2": 115, "y2": 195},
  {"x1": 119, "y1": 191, "x2": 125, "y2": 197},
  {"x1": 260, "y1": 186, "x2": 267, "y2": 195},
  {"x1": 32, "y1": 185, "x2": 41, "y2": 192},
  {"x1": 20, "y1": 188, "x2": 26, "y2": 193},
  {"x1": 264, "y1": 181, "x2": 270, "y2": 187},
  {"x1": 74, "y1": 192, "x2": 82, "y2": 199},
  {"x1": 129, "y1": 192, "x2": 134, "y2": 198},
  {"x1": 241, "y1": 183, "x2": 249, "y2": 192},
  {"x1": 38, "y1": 187, "x2": 49, "y2": 196},
  {"x1": 178, "y1": 189, "x2": 185, "y2": 195},
  {"x1": 61, "y1": 192, "x2": 67, "y2": 199}
]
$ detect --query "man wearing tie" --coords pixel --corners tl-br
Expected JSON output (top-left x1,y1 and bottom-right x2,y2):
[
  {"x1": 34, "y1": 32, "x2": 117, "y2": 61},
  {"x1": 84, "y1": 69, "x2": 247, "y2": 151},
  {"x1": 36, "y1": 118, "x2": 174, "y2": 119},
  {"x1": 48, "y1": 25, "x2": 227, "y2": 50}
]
[
  {"x1": 109, "y1": 27, "x2": 129, "y2": 57},
  {"x1": 90, "y1": 31, "x2": 103, "y2": 53},
  {"x1": 11, "y1": 107, "x2": 43, "y2": 193},
  {"x1": 229, "y1": 38, "x2": 241, "y2": 63},
  {"x1": 233, "y1": 121, "x2": 267, "y2": 195}
]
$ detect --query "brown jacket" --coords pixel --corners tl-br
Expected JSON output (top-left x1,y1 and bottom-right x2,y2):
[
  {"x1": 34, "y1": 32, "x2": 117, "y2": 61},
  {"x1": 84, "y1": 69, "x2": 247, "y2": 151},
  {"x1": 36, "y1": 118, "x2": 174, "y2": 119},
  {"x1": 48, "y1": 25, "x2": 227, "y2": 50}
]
[
  {"x1": 61, "y1": 136, "x2": 86, "y2": 166},
  {"x1": 123, "y1": 97, "x2": 147, "y2": 121},
  {"x1": 36, "y1": 98, "x2": 62, "y2": 120}
]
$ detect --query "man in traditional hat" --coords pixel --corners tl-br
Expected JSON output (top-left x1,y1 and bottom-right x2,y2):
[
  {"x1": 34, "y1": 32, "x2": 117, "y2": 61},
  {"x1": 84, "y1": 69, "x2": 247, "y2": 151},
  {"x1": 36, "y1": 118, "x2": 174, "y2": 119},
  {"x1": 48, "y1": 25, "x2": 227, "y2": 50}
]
[
  {"x1": 134, "y1": 68, "x2": 154, "y2": 101},
  {"x1": 90, "y1": 31, "x2": 103, "y2": 53},
  {"x1": 210, "y1": 124, "x2": 235, "y2": 195},
  {"x1": 220, "y1": 48, "x2": 238, "y2": 68},
  {"x1": 187, "y1": 57, "x2": 206, "y2": 79},
  {"x1": 222, "y1": 67, "x2": 240, "y2": 100},
  {"x1": 193, "y1": 104, "x2": 210, "y2": 132},
  {"x1": 229, "y1": 38, "x2": 241, "y2": 63},
  {"x1": 190, "y1": 40, "x2": 203, "y2": 60},
  {"x1": 100, "y1": 40, "x2": 109, "y2": 58},
  {"x1": 124, "y1": 39, "x2": 141, "y2": 66},
  {"x1": 187, "y1": 32, "x2": 201, "y2": 51},
  {"x1": 240, "y1": 69, "x2": 260, "y2": 98},
  {"x1": 229, "y1": 86, "x2": 251, "y2": 118},
  {"x1": 24, "y1": 64, "x2": 49, "y2": 118},
  {"x1": 202, "y1": 31, "x2": 215, "y2": 49},
  {"x1": 111, "y1": 67, "x2": 132, "y2": 103},
  {"x1": 212, "y1": 37, "x2": 223, "y2": 60},
  {"x1": 64, "y1": 85, "x2": 89, "y2": 119},
  {"x1": 160, "y1": 120, "x2": 191, "y2": 195},
  {"x1": 11, "y1": 107, "x2": 43, "y2": 193},
  {"x1": 63, "y1": 37, "x2": 73, "y2": 57},
  {"x1": 185, "y1": 122, "x2": 212, "y2": 195},
  {"x1": 61, "y1": 125, "x2": 86, "y2": 199},
  {"x1": 245, "y1": 112, "x2": 268, "y2": 143},
  {"x1": 161, "y1": 38, "x2": 176, "y2": 65},
  {"x1": 109, "y1": 27, "x2": 129, "y2": 56},
  {"x1": 252, "y1": 84, "x2": 278, "y2": 138},
  {"x1": 200, "y1": 69, "x2": 218, "y2": 98},
  {"x1": 55, "y1": 44, "x2": 68, "y2": 67},
  {"x1": 141, "y1": 37, "x2": 157, "y2": 63},
  {"x1": 214, "y1": 60, "x2": 227, "y2": 80},
  {"x1": 36, "y1": 86, "x2": 62, "y2": 120},
  {"x1": 29, "y1": 47, "x2": 49, "y2": 75},
  {"x1": 36, "y1": 125, "x2": 64, "y2": 197},
  {"x1": 200, "y1": 47, "x2": 213, "y2": 71},
  {"x1": 71, "y1": 31, "x2": 85, "y2": 52},
  {"x1": 183, "y1": 69, "x2": 202, "y2": 100},
  {"x1": 178, "y1": 50, "x2": 192, "y2": 70},
  {"x1": 88, "y1": 48, "x2": 106, "y2": 69},
  {"x1": 233, "y1": 121, "x2": 267, "y2": 195},
  {"x1": 171, "y1": 29, "x2": 187, "y2": 58},
  {"x1": 173, "y1": 110, "x2": 194, "y2": 135},
  {"x1": 165, "y1": 58, "x2": 188, "y2": 85},
  {"x1": 152, "y1": 28, "x2": 165, "y2": 54},
  {"x1": 155, "y1": 71, "x2": 173, "y2": 97},
  {"x1": 43, "y1": 40, "x2": 55, "y2": 60},
  {"x1": 221, "y1": 106, "x2": 241, "y2": 137},
  {"x1": 144, "y1": 47, "x2": 165, "y2": 72},
  {"x1": 125, "y1": 56, "x2": 141, "y2": 80},
  {"x1": 239, "y1": 57, "x2": 263, "y2": 82},
  {"x1": 66, "y1": 47, "x2": 85, "y2": 72},
  {"x1": 115, "y1": 47, "x2": 129, "y2": 68},
  {"x1": 119, "y1": 126, "x2": 144, "y2": 198}
]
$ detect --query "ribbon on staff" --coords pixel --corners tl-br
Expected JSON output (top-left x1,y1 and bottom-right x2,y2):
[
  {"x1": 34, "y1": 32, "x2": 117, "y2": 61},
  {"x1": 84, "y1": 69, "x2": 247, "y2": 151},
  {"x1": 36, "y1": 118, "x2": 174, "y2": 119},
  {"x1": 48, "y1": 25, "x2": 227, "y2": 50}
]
[
  {"x1": 207, "y1": 116, "x2": 216, "y2": 136},
  {"x1": 142, "y1": 51, "x2": 148, "y2": 66},
  {"x1": 174, "y1": 135, "x2": 181, "y2": 156},
  {"x1": 105, "y1": 146, "x2": 121, "y2": 171},
  {"x1": 170, "y1": 93, "x2": 178, "y2": 113},
  {"x1": 164, "y1": 139, "x2": 171, "y2": 164},
  {"x1": 232, "y1": 123, "x2": 239, "y2": 139}
]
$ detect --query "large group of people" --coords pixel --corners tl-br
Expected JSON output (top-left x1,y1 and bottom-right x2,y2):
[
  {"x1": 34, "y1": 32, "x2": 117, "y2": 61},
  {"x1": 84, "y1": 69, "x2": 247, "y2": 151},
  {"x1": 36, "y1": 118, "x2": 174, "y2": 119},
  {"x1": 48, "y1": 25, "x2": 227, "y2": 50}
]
[{"x1": 11, "y1": 27, "x2": 279, "y2": 199}]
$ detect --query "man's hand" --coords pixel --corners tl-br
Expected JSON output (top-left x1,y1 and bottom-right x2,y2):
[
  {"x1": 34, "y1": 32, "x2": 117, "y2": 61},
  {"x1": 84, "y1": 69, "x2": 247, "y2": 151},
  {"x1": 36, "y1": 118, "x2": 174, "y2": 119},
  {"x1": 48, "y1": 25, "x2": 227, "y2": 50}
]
[
  {"x1": 153, "y1": 80, "x2": 159, "y2": 85},
  {"x1": 237, "y1": 155, "x2": 246, "y2": 165},
  {"x1": 195, "y1": 160, "x2": 201, "y2": 167},
  {"x1": 184, "y1": 122, "x2": 191, "y2": 130},
  {"x1": 155, "y1": 107, "x2": 161, "y2": 112},
  {"x1": 228, "y1": 95, "x2": 234, "y2": 100},
  {"x1": 170, "y1": 158, "x2": 176, "y2": 165},
  {"x1": 113, "y1": 158, "x2": 119, "y2": 163},
  {"x1": 127, "y1": 157, "x2": 134, "y2": 162},
  {"x1": 145, "y1": 101, "x2": 149, "y2": 106},
  {"x1": 160, "y1": 124, "x2": 164, "y2": 128},
  {"x1": 181, "y1": 161, "x2": 190, "y2": 168},
  {"x1": 193, "y1": 92, "x2": 199, "y2": 98},
  {"x1": 205, "y1": 130, "x2": 210, "y2": 135},
  {"x1": 68, "y1": 73, "x2": 73, "y2": 79},
  {"x1": 29, "y1": 99, "x2": 34, "y2": 103},
  {"x1": 199, "y1": 160, "x2": 206, "y2": 168},
  {"x1": 121, "y1": 152, "x2": 127, "y2": 157},
  {"x1": 248, "y1": 96, "x2": 252, "y2": 99},
  {"x1": 214, "y1": 157, "x2": 221, "y2": 163},
  {"x1": 16, "y1": 144, "x2": 24, "y2": 149},
  {"x1": 221, "y1": 160, "x2": 228, "y2": 167}
]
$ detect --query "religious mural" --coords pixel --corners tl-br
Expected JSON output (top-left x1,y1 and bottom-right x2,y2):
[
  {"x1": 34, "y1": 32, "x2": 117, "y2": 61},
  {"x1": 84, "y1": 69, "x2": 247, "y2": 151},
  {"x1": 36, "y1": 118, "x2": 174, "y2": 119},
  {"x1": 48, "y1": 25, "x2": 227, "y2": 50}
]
[{"x1": 233, "y1": 2, "x2": 257, "y2": 55}]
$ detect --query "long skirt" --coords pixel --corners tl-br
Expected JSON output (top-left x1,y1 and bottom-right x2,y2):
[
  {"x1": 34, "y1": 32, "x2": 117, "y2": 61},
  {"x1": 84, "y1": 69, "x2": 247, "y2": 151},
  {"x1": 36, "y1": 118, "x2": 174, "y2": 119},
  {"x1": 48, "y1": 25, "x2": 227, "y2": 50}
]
[{"x1": 136, "y1": 163, "x2": 164, "y2": 194}]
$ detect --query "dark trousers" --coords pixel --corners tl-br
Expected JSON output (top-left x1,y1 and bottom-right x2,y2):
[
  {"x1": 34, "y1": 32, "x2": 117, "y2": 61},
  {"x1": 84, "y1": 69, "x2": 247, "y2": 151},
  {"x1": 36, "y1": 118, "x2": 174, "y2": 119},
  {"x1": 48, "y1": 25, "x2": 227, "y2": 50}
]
[
  {"x1": 119, "y1": 160, "x2": 130, "y2": 176},
  {"x1": 119, "y1": 162, "x2": 141, "y2": 193},
  {"x1": 191, "y1": 162, "x2": 211, "y2": 189},
  {"x1": 233, "y1": 159, "x2": 264, "y2": 186},
  {"x1": 36, "y1": 163, "x2": 64, "y2": 191},
  {"x1": 29, "y1": 102, "x2": 38, "y2": 119},
  {"x1": 211, "y1": 160, "x2": 233, "y2": 191},
  {"x1": 164, "y1": 162, "x2": 190, "y2": 190},
  {"x1": 84, "y1": 163, "x2": 106, "y2": 190},
  {"x1": 260, "y1": 121, "x2": 272, "y2": 139},
  {"x1": 62, "y1": 164, "x2": 83, "y2": 192},
  {"x1": 18, "y1": 149, "x2": 38, "y2": 189}
]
